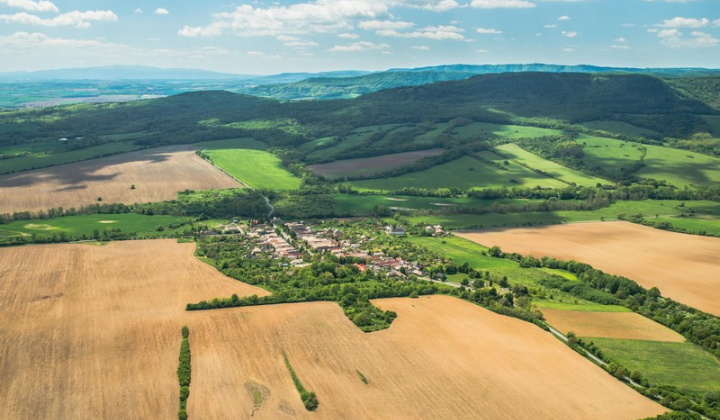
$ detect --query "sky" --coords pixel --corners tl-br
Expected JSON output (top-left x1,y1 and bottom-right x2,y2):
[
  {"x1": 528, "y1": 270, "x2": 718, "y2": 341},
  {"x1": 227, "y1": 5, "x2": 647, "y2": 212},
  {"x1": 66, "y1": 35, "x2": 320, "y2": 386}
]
[{"x1": 0, "y1": 0, "x2": 719, "y2": 75}]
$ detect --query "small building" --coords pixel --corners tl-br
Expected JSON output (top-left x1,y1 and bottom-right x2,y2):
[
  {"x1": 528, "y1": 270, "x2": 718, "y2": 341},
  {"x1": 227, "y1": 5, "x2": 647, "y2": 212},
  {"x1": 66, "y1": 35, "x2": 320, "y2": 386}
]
[{"x1": 385, "y1": 225, "x2": 407, "y2": 236}]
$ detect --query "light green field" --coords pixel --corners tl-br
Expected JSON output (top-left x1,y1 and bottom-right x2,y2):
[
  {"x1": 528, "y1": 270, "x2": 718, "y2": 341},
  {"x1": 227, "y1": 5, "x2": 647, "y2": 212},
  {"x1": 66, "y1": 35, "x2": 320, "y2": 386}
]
[
  {"x1": 202, "y1": 147, "x2": 301, "y2": 190},
  {"x1": 298, "y1": 136, "x2": 334, "y2": 152},
  {"x1": 538, "y1": 267, "x2": 577, "y2": 281},
  {"x1": 657, "y1": 214, "x2": 720, "y2": 235},
  {"x1": 495, "y1": 143, "x2": 608, "y2": 187},
  {"x1": 450, "y1": 122, "x2": 562, "y2": 141},
  {"x1": 579, "y1": 120, "x2": 662, "y2": 138},
  {"x1": 0, "y1": 142, "x2": 142, "y2": 175},
  {"x1": 307, "y1": 124, "x2": 403, "y2": 160},
  {"x1": 350, "y1": 156, "x2": 567, "y2": 192},
  {"x1": 0, "y1": 213, "x2": 189, "y2": 241},
  {"x1": 589, "y1": 338, "x2": 720, "y2": 393},
  {"x1": 578, "y1": 134, "x2": 720, "y2": 187},
  {"x1": 403, "y1": 200, "x2": 720, "y2": 230},
  {"x1": 534, "y1": 300, "x2": 631, "y2": 312}
]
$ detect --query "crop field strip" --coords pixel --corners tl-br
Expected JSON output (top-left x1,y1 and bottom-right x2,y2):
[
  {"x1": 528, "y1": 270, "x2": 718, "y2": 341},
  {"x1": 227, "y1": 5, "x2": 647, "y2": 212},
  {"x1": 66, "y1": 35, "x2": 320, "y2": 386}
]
[
  {"x1": 0, "y1": 240, "x2": 269, "y2": 419},
  {"x1": 0, "y1": 144, "x2": 240, "y2": 215},
  {"x1": 308, "y1": 148, "x2": 444, "y2": 179},
  {"x1": 201, "y1": 145, "x2": 301, "y2": 190},
  {"x1": 187, "y1": 295, "x2": 665, "y2": 419},
  {"x1": 456, "y1": 221, "x2": 720, "y2": 316}
]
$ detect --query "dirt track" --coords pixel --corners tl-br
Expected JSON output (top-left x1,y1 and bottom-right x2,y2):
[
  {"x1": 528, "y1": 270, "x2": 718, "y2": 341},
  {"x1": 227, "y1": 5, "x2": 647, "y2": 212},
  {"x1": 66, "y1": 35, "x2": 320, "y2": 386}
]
[
  {"x1": 0, "y1": 145, "x2": 240, "y2": 214},
  {"x1": 457, "y1": 221, "x2": 720, "y2": 316}
]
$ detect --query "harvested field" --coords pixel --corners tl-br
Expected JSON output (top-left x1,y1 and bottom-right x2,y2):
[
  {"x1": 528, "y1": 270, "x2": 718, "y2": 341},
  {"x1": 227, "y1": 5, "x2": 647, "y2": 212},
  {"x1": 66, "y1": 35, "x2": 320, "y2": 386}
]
[
  {"x1": 308, "y1": 148, "x2": 444, "y2": 178},
  {"x1": 187, "y1": 295, "x2": 664, "y2": 420},
  {"x1": 457, "y1": 221, "x2": 720, "y2": 316},
  {"x1": 542, "y1": 309, "x2": 685, "y2": 342},
  {"x1": 0, "y1": 145, "x2": 240, "y2": 214},
  {"x1": 0, "y1": 240, "x2": 268, "y2": 419}
]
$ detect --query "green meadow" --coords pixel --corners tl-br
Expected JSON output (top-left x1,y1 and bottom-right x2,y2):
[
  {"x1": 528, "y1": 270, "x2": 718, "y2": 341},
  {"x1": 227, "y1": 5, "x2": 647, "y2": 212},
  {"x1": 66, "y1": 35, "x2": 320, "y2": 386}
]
[
  {"x1": 579, "y1": 120, "x2": 662, "y2": 138},
  {"x1": 0, "y1": 142, "x2": 142, "y2": 174}
]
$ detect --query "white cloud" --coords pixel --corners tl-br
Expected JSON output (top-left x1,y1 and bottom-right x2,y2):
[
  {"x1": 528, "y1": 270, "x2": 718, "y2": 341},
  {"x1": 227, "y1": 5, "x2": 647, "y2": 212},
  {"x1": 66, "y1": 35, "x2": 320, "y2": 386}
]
[
  {"x1": 329, "y1": 41, "x2": 389, "y2": 52},
  {"x1": 338, "y1": 32, "x2": 359, "y2": 39},
  {"x1": 0, "y1": 10, "x2": 117, "y2": 28},
  {"x1": 544, "y1": 24, "x2": 557, "y2": 28},
  {"x1": 134, "y1": 8, "x2": 142, "y2": 14},
  {"x1": 714, "y1": 19, "x2": 720, "y2": 27},
  {"x1": 476, "y1": 27, "x2": 502, "y2": 34},
  {"x1": 359, "y1": 19, "x2": 414, "y2": 30},
  {"x1": 557, "y1": 15, "x2": 570, "y2": 21},
  {"x1": 615, "y1": 37, "x2": 627, "y2": 42},
  {"x1": 562, "y1": 30, "x2": 577, "y2": 38},
  {"x1": 377, "y1": 24, "x2": 465, "y2": 40},
  {"x1": 154, "y1": 8, "x2": 169, "y2": 15},
  {"x1": 0, "y1": 0, "x2": 57, "y2": 13},
  {"x1": 179, "y1": 0, "x2": 388, "y2": 37},
  {"x1": 656, "y1": 28, "x2": 719, "y2": 48},
  {"x1": 562, "y1": 47, "x2": 575, "y2": 52},
  {"x1": 657, "y1": 17, "x2": 709, "y2": 28},
  {"x1": 412, "y1": 45, "x2": 430, "y2": 50},
  {"x1": 395, "y1": 0, "x2": 460, "y2": 11},
  {"x1": 470, "y1": 0, "x2": 536, "y2": 9}
]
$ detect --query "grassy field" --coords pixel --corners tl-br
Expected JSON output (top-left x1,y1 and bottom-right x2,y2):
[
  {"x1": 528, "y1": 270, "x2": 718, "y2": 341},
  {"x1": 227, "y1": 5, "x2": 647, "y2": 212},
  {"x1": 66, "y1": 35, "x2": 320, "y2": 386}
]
[
  {"x1": 0, "y1": 142, "x2": 143, "y2": 175},
  {"x1": 0, "y1": 213, "x2": 190, "y2": 242},
  {"x1": 332, "y1": 194, "x2": 542, "y2": 215},
  {"x1": 350, "y1": 155, "x2": 567, "y2": 191},
  {"x1": 541, "y1": 309, "x2": 685, "y2": 342},
  {"x1": 0, "y1": 145, "x2": 240, "y2": 215},
  {"x1": 579, "y1": 120, "x2": 662, "y2": 138},
  {"x1": 533, "y1": 301, "x2": 631, "y2": 312},
  {"x1": 202, "y1": 146, "x2": 301, "y2": 190},
  {"x1": 657, "y1": 214, "x2": 720, "y2": 235},
  {"x1": 495, "y1": 143, "x2": 608, "y2": 186},
  {"x1": 309, "y1": 149, "x2": 443, "y2": 179},
  {"x1": 306, "y1": 124, "x2": 404, "y2": 160},
  {"x1": 578, "y1": 134, "x2": 720, "y2": 188},
  {"x1": 0, "y1": 240, "x2": 269, "y2": 419},
  {"x1": 589, "y1": 338, "x2": 720, "y2": 394},
  {"x1": 186, "y1": 295, "x2": 665, "y2": 419},
  {"x1": 402, "y1": 199, "x2": 720, "y2": 230},
  {"x1": 457, "y1": 221, "x2": 720, "y2": 317},
  {"x1": 450, "y1": 122, "x2": 562, "y2": 141}
]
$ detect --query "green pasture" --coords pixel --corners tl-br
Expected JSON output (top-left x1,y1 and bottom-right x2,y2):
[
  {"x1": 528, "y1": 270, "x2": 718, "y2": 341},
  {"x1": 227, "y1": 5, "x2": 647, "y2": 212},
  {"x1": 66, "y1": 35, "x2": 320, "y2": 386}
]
[
  {"x1": 449, "y1": 122, "x2": 562, "y2": 141},
  {"x1": 579, "y1": 120, "x2": 662, "y2": 138},
  {"x1": 307, "y1": 124, "x2": 404, "y2": 160},
  {"x1": 0, "y1": 142, "x2": 142, "y2": 175},
  {"x1": 0, "y1": 213, "x2": 190, "y2": 241},
  {"x1": 495, "y1": 143, "x2": 608, "y2": 187},
  {"x1": 201, "y1": 144, "x2": 301, "y2": 190},
  {"x1": 534, "y1": 300, "x2": 631, "y2": 312},
  {"x1": 589, "y1": 338, "x2": 720, "y2": 393},
  {"x1": 350, "y1": 156, "x2": 566, "y2": 192}
]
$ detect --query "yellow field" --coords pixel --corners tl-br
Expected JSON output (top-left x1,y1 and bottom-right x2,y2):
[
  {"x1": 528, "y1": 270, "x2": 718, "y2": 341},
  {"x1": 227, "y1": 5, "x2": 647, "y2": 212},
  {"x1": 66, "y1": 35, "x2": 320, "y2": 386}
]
[
  {"x1": 0, "y1": 145, "x2": 240, "y2": 214},
  {"x1": 457, "y1": 221, "x2": 720, "y2": 316},
  {"x1": 542, "y1": 309, "x2": 685, "y2": 342},
  {"x1": 0, "y1": 240, "x2": 268, "y2": 419},
  {"x1": 187, "y1": 295, "x2": 665, "y2": 419}
]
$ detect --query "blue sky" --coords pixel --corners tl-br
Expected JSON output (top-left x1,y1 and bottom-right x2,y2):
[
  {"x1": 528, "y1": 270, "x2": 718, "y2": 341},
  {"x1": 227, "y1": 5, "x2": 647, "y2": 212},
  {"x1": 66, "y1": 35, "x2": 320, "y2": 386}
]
[{"x1": 0, "y1": 0, "x2": 719, "y2": 74}]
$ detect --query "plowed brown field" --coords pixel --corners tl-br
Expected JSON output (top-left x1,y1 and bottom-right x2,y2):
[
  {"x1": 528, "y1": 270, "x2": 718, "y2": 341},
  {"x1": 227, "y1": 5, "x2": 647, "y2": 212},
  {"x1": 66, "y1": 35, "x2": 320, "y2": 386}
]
[
  {"x1": 0, "y1": 240, "x2": 268, "y2": 419},
  {"x1": 542, "y1": 309, "x2": 685, "y2": 342},
  {"x1": 187, "y1": 295, "x2": 665, "y2": 420},
  {"x1": 457, "y1": 221, "x2": 720, "y2": 316},
  {"x1": 0, "y1": 145, "x2": 240, "y2": 214}
]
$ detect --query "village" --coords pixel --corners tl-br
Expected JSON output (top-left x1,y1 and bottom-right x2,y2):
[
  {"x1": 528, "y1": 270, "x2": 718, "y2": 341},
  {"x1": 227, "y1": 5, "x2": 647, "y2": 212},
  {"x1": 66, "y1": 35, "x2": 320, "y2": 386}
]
[{"x1": 214, "y1": 218, "x2": 449, "y2": 281}]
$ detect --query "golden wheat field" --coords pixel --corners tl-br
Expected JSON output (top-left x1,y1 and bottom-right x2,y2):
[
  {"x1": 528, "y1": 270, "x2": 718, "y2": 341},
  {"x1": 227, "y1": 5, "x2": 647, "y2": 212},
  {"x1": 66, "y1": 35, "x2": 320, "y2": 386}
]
[
  {"x1": 0, "y1": 145, "x2": 240, "y2": 215},
  {"x1": 457, "y1": 221, "x2": 720, "y2": 316},
  {"x1": 0, "y1": 240, "x2": 268, "y2": 419},
  {"x1": 542, "y1": 309, "x2": 685, "y2": 342},
  {"x1": 187, "y1": 295, "x2": 665, "y2": 420}
]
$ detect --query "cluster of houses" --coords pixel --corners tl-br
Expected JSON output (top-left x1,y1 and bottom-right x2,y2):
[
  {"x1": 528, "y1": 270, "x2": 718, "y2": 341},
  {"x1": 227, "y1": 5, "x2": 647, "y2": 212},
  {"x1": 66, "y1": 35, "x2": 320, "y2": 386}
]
[{"x1": 219, "y1": 220, "x2": 437, "y2": 279}]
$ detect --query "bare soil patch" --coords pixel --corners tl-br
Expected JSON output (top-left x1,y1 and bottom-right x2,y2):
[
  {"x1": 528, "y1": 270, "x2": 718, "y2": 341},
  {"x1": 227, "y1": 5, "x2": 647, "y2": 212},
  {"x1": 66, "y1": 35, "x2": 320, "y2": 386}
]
[
  {"x1": 0, "y1": 145, "x2": 240, "y2": 214},
  {"x1": 457, "y1": 221, "x2": 720, "y2": 316},
  {"x1": 542, "y1": 309, "x2": 685, "y2": 342},
  {"x1": 0, "y1": 240, "x2": 268, "y2": 419},
  {"x1": 187, "y1": 295, "x2": 664, "y2": 420},
  {"x1": 308, "y1": 148, "x2": 444, "y2": 178}
]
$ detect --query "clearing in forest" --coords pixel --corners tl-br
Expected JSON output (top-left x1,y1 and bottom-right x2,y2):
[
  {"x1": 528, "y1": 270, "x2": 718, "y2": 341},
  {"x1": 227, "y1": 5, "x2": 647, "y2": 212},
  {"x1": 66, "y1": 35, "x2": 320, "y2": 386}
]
[
  {"x1": 541, "y1": 309, "x2": 685, "y2": 342},
  {"x1": 187, "y1": 295, "x2": 665, "y2": 420},
  {"x1": 0, "y1": 145, "x2": 240, "y2": 215},
  {"x1": 456, "y1": 221, "x2": 720, "y2": 316},
  {"x1": 0, "y1": 240, "x2": 268, "y2": 420},
  {"x1": 308, "y1": 148, "x2": 444, "y2": 179}
]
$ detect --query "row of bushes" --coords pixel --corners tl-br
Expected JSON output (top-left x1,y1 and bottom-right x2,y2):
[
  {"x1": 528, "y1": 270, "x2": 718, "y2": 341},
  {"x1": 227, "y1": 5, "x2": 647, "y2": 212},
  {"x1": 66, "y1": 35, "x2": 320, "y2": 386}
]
[
  {"x1": 282, "y1": 350, "x2": 318, "y2": 411},
  {"x1": 178, "y1": 326, "x2": 191, "y2": 420}
]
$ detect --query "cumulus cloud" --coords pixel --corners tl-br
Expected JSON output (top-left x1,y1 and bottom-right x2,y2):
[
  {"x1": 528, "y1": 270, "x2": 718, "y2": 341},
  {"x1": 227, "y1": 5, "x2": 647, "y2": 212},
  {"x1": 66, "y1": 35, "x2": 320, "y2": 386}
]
[
  {"x1": 615, "y1": 37, "x2": 627, "y2": 42},
  {"x1": 544, "y1": 24, "x2": 557, "y2": 28},
  {"x1": 412, "y1": 45, "x2": 430, "y2": 50},
  {"x1": 276, "y1": 35, "x2": 318, "y2": 47},
  {"x1": 376, "y1": 24, "x2": 465, "y2": 40},
  {"x1": 562, "y1": 47, "x2": 575, "y2": 52},
  {"x1": 0, "y1": 10, "x2": 117, "y2": 28},
  {"x1": 154, "y1": 8, "x2": 169, "y2": 15},
  {"x1": 476, "y1": 27, "x2": 502, "y2": 34},
  {"x1": 658, "y1": 17, "x2": 709, "y2": 28},
  {"x1": 179, "y1": 0, "x2": 387, "y2": 37},
  {"x1": 655, "y1": 28, "x2": 719, "y2": 48},
  {"x1": 557, "y1": 15, "x2": 570, "y2": 20},
  {"x1": 562, "y1": 30, "x2": 577, "y2": 37},
  {"x1": 0, "y1": 0, "x2": 57, "y2": 12},
  {"x1": 134, "y1": 8, "x2": 142, "y2": 14},
  {"x1": 338, "y1": 32, "x2": 359, "y2": 39},
  {"x1": 470, "y1": 0, "x2": 536, "y2": 8},
  {"x1": 358, "y1": 19, "x2": 414, "y2": 30},
  {"x1": 329, "y1": 41, "x2": 389, "y2": 52}
]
